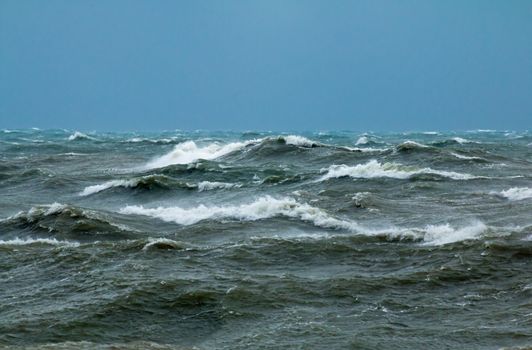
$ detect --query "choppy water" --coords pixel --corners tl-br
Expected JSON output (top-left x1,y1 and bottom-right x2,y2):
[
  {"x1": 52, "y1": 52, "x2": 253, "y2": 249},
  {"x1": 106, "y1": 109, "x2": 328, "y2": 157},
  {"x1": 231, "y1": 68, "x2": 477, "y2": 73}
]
[{"x1": 1, "y1": 129, "x2": 531, "y2": 349}]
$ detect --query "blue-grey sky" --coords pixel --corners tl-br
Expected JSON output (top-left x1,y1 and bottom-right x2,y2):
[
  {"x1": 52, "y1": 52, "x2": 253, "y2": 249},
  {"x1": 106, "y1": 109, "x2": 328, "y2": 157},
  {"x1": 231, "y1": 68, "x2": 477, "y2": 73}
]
[{"x1": 1, "y1": 1, "x2": 531, "y2": 131}]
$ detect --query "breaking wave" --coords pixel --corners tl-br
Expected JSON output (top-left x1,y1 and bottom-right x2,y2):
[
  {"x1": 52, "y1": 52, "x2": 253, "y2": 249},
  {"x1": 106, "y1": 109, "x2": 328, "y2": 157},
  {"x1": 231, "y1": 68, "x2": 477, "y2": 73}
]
[
  {"x1": 145, "y1": 139, "x2": 262, "y2": 169},
  {"x1": 119, "y1": 196, "x2": 492, "y2": 245},
  {"x1": 79, "y1": 177, "x2": 240, "y2": 196},
  {"x1": 120, "y1": 196, "x2": 362, "y2": 229},
  {"x1": 1, "y1": 203, "x2": 132, "y2": 236},
  {"x1": 318, "y1": 160, "x2": 480, "y2": 181},
  {"x1": 68, "y1": 131, "x2": 95, "y2": 141},
  {"x1": 497, "y1": 187, "x2": 532, "y2": 201},
  {"x1": 0, "y1": 237, "x2": 80, "y2": 247}
]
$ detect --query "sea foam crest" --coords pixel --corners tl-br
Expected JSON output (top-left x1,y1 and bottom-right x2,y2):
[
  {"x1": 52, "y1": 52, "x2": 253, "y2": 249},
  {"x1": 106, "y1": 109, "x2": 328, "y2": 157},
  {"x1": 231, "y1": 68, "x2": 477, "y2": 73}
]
[
  {"x1": 145, "y1": 139, "x2": 262, "y2": 169},
  {"x1": 197, "y1": 181, "x2": 241, "y2": 192},
  {"x1": 80, "y1": 179, "x2": 140, "y2": 196},
  {"x1": 0, "y1": 237, "x2": 80, "y2": 247},
  {"x1": 68, "y1": 131, "x2": 94, "y2": 141},
  {"x1": 318, "y1": 160, "x2": 478, "y2": 181},
  {"x1": 119, "y1": 196, "x2": 491, "y2": 245},
  {"x1": 120, "y1": 196, "x2": 362, "y2": 230},
  {"x1": 281, "y1": 135, "x2": 319, "y2": 147},
  {"x1": 355, "y1": 136, "x2": 369, "y2": 145},
  {"x1": 421, "y1": 222, "x2": 487, "y2": 246},
  {"x1": 498, "y1": 187, "x2": 532, "y2": 201}
]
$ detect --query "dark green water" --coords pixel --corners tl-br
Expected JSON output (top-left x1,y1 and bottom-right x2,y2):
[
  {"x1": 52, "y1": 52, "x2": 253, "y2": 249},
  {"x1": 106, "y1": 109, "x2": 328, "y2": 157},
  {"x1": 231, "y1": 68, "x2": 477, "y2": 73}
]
[{"x1": 1, "y1": 129, "x2": 531, "y2": 349}]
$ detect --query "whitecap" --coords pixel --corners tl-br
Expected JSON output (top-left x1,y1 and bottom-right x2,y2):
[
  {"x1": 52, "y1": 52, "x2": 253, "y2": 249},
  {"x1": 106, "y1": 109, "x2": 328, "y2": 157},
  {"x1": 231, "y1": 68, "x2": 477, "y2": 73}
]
[
  {"x1": 197, "y1": 181, "x2": 241, "y2": 192},
  {"x1": 355, "y1": 136, "x2": 369, "y2": 145},
  {"x1": 145, "y1": 139, "x2": 262, "y2": 169},
  {"x1": 79, "y1": 180, "x2": 139, "y2": 196},
  {"x1": 318, "y1": 160, "x2": 479, "y2": 181},
  {"x1": 142, "y1": 237, "x2": 184, "y2": 251},
  {"x1": 0, "y1": 237, "x2": 80, "y2": 247},
  {"x1": 120, "y1": 196, "x2": 363, "y2": 230},
  {"x1": 282, "y1": 135, "x2": 319, "y2": 147},
  {"x1": 450, "y1": 152, "x2": 484, "y2": 161},
  {"x1": 421, "y1": 222, "x2": 487, "y2": 246},
  {"x1": 497, "y1": 187, "x2": 532, "y2": 201},
  {"x1": 68, "y1": 131, "x2": 94, "y2": 141}
]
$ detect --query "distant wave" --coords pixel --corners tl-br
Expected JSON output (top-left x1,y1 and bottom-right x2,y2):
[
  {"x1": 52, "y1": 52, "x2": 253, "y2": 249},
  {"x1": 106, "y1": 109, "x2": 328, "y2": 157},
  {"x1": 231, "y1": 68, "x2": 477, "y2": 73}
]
[
  {"x1": 124, "y1": 137, "x2": 180, "y2": 144},
  {"x1": 318, "y1": 160, "x2": 480, "y2": 181},
  {"x1": 281, "y1": 135, "x2": 320, "y2": 147},
  {"x1": 355, "y1": 136, "x2": 369, "y2": 145},
  {"x1": 0, "y1": 237, "x2": 80, "y2": 247},
  {"x1": 142, "y1": 237, "x2": 184, "y2": 251},
  {"x1": 197, "y1": 181, "x2": 241, "y2": 192},
  {"x1": 145, "y1": 139, "x2": 262, "y2": 169},
  {"x1": 496, "y1": 187, "x2": 532, "y2": 201},
  {"x1": 68, "y1": 131, "x2": 95, "y2": 141},
  {"x1": 395, "y1": 140, "x2": 431, "y2": 152}
]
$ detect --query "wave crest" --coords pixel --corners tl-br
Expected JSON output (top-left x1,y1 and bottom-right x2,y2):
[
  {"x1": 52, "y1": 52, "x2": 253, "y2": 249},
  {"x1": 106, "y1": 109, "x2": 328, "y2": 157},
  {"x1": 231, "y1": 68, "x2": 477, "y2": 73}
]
[
  {"x1": 319, "y1": 160, "x2": 479, "y2": 181},
  {"x1": 498, "y1": 187, "x2": 532, "y2": 201}
]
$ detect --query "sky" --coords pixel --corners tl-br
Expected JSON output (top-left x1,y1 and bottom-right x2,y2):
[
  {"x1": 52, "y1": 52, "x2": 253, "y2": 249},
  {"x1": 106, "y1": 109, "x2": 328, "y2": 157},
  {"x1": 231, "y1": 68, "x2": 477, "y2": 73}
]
[{"x1": 1, "y1": 1, "x2": 531, "y2": 132}]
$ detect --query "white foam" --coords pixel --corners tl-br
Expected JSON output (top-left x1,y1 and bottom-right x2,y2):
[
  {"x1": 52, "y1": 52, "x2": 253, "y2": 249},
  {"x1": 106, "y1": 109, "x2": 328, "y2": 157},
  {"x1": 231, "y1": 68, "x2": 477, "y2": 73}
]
[
  {"x1": 126, "y1": 137, "x2": 176, "y2": 144},
  {"x1": 197, "y1": 181, "x2": 241, "y2": 192},
  {"x1": 282, "y1": 135, "x2": 319, "y2": 147},
  {"x1": 452, "y1": 137, "x2": 474, "y2": 144},
  {"x1": 145, "y1": 139, "x2": 261, "y2": 169},
  {"x1": 79, "y1": 180, "x2": 138, "y2": 196},
  {"x1": 498, "y1": 187, "x2": 532, "y2": 201},
  {"x1": 120, "y1": 196, "x2": 363, "y2": 230},
  {"x1": 119, "y1": 197, "x2": 494, "y2": 246},
  {"x1": 450, "y1": 152, "x2": 483, "y2": 161},
  {"x1": 68, "y1": 131, "x2": 94, "y2": 141},
  {"x1": 421, "y1": 222, "x2": 487, "y2": 246},
  {"x1": 319, "y1": 160, "x2": 479, "y2": 181},
  {"x1": 0, "y1": 237, "x2": 80, "y2": 247},
  {"x1": 142, "y1": 237, "x2": 183, "y2": 250},
  {"x1": 397, "y1": 140, "x2": 429, "y2": 149},
  {"x1": 355, "y1": 136, "x2": 369, "y2": 145},
  {"x1": 342, "y1": 146, "x2": 388, "y2": 153},
  {"x1": 422, "y1": 131, "x2": 439, "y2": 135}
]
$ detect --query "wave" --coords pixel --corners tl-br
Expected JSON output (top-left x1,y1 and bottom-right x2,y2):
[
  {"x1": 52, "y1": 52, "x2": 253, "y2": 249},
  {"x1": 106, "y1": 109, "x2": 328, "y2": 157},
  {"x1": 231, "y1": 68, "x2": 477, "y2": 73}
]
[
  {"x1": 1, "y1": 203, "x2": 132, "y2": 235},
  {"x1": 120, "y1": 196, "x2": 363, "y2": 229},
  {"x1": 125, "y1": 137, "x2": 180, "y2": 144},
  {"x1": 145, "y1": 139, "x2": 262, "y2": 169},
  {"x1": 318, "y1": 160, "x2": 480, "y2": 181},
  {"x1": 355, "y1": 136, "x2": 369, "y2": 145},
  {"x1": 449, "y1": 152, "x2": 485, "y2": 161},
  {"x1": 0, "y1": 237, "x2": 80, "y2": 247},
  {"x1": 79, "y1": 176, "x2": 240, "y2": 196},
  {"x1": 395, "y1": 140, "x2": 431, "y2": 152},
  {"x1": 497, "y1": 187, "x2": 532, "y2": 201},
  {"x1": 280, "y1": 135, "x2": 320, "y2": 147},
  {"x1": 119, "y1": 196, "x2": 492, "y2": 246},
  {"x1": 142, "y1": 237, "x2": 184, "y2": 251},
  {"x1": 197, "y1": 181, "x2": 241, "y2": 192},
  {"x1": 421, "y1": 222, "x2": 487, "y2": 246},
  {"x1": 68, "y1": 131, "x2": 95, "y2": 141}
]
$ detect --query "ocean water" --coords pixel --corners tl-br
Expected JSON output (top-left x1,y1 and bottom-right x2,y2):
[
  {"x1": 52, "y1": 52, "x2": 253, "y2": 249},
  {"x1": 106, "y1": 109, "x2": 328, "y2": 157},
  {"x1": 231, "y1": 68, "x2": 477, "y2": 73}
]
[{"x1": 1, "y1": 129, "x2": 531, "y2": 349}]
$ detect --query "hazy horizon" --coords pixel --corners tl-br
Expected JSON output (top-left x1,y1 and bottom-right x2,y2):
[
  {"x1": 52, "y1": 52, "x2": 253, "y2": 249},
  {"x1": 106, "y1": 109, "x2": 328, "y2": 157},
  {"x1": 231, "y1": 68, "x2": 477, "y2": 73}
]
[{"x1": 2, "y1": 1, "x2": 531, "y2": 131}]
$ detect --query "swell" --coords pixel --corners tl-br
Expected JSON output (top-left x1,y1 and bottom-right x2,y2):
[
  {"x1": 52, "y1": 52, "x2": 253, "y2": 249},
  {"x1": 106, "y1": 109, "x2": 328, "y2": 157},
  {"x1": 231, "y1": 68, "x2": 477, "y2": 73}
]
[
  {"x1": 0, "y1": 203, "x2": 137, "y2": 240},
  {"x1": 118, "y1": 196, "x2": 502, "y2": 246}
]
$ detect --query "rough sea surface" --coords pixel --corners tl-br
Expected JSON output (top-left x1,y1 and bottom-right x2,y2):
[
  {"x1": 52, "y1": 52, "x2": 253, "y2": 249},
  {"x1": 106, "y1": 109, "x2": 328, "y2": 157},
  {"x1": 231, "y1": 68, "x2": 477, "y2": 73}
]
[{"x1": 1, "y1": 129, "x2": 531, "y2": 349}]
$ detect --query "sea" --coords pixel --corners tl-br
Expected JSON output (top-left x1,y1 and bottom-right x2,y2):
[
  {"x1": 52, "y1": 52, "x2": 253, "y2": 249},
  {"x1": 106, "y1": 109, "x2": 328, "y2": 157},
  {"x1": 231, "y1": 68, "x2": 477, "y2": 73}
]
[{"x1": 0, "y1": 129, "x2": 531, "y2": 349}]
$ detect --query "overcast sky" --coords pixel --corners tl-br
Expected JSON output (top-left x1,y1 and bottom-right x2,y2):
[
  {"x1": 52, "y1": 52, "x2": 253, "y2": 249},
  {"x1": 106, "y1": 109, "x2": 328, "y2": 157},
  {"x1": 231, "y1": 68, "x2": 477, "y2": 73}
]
[{"x1": 1, "y1": 1, "x2": 531, "y2": 131}]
